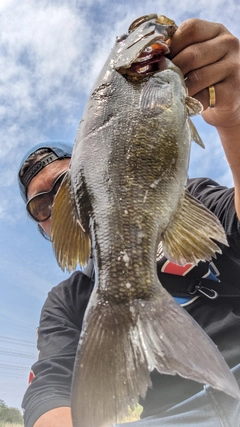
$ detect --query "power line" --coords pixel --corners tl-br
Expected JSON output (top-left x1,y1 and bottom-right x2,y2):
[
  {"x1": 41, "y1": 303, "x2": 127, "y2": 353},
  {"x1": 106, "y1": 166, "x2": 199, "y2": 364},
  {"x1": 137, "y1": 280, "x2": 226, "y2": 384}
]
[
  {"x1": 0, "y1": 373, "x2": 27, "y2": 378},
  {"x1": 0, "y1": 348, "x2": 36, "y2": 359},
  {"x1": 1, "y1": 383, "x2": 26, "y2": 387},
  {"x1": 0, "y1": 363, "x2": 30, "y2": 370},
  {"x1": 0, "y1": 335, "x2": 36, "y2": 347},
  {"x1": 0, "y1": 318, "x2": 34, "y2": 332}
]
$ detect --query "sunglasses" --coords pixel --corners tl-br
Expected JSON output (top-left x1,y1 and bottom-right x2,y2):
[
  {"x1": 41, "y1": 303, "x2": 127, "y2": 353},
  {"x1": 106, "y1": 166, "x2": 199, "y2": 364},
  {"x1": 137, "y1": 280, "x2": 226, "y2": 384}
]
[{"x1": 26, "y1": 171, "x2": 67, "y2": 223}]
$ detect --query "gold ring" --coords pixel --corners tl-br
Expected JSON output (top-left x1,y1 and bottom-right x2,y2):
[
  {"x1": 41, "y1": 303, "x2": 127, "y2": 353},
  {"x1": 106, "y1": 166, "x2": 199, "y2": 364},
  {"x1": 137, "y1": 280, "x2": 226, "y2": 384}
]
[{"x1": 208, "y1": 85, "x2": 216, "y2": 108}]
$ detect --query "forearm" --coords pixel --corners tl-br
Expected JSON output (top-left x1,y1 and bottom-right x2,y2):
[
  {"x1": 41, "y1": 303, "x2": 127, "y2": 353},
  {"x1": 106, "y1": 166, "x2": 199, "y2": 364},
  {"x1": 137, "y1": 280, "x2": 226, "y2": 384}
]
[
  {"x1": 23, "y1": 273, "x2": 88, "y2": 427},
  {"x1": 33, "y1": 407, "x2": 72, "y2": 427},
  {"x1": 169, "y1": 19, "x2": 240, "y2": 220},
  {"x1": 217, "y1": 123, "x2": 240, "y2": 219}
]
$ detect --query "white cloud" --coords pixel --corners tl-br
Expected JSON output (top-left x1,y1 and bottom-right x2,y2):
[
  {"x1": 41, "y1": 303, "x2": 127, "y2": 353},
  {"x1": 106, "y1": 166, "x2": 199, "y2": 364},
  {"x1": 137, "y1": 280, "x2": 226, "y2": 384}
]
[{"x1": 0, "y1": 1, "x2": 89, "y2": 131}]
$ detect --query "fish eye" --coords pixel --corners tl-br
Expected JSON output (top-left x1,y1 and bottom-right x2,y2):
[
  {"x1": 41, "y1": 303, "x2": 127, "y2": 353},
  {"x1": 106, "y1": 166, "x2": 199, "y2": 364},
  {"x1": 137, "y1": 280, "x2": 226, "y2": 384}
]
[
  {"x1": 116, "y1": 33, "x2": 128, "y2": 43},
  {"x1": 128, "y1": 14, "x2": 158, "y2": 33}
]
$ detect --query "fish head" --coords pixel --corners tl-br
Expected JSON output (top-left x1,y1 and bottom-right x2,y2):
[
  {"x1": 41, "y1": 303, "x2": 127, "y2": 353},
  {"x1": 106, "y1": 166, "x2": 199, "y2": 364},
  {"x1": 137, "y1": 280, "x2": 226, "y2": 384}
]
[
  {"x1": 112, "y1": 12, "x2": 203, "y2": 130},
  {"x1": 112, "y1": 14, "x2": 177, "y2": 80}
]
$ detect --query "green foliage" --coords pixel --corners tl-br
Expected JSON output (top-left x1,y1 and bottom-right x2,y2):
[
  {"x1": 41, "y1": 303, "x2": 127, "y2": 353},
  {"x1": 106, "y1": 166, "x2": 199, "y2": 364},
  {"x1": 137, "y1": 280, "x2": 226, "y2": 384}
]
[
  {"x1": 0, "y1": 424, "x2": 23, "y2": 427},
  {"x1": 0, "y1": 401, "x2": 7, "y2": 411},
  {"x1": 0, "y1": 400, "x2": 23, "y2": 425}
]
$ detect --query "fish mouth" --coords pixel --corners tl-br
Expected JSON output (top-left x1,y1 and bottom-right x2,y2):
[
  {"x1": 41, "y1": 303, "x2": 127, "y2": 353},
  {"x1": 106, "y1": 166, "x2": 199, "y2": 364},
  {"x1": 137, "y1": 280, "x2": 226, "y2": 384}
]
[
  {"x1": 132, "y1": 41, "x2": 169, "y2": 74},
  {"x1": 119, "y1": 40, "x2": 169, "y2": 79},
  {"x1": 114, "y1": 15, "x2": 176, "y2": 80}
]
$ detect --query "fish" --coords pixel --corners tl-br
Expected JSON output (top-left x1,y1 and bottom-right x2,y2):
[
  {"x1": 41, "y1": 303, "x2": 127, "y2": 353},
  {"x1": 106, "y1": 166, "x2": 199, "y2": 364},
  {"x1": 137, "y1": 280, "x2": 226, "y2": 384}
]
[{"x1": 51, "y1": 14, "x2": 240, "y2": 427}]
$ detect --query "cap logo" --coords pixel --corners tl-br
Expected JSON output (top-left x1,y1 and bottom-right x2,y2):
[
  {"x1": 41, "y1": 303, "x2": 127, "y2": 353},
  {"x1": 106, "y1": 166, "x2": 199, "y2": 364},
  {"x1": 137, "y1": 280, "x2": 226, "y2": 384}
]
[{"x1": 21, "y1": 152, "x2": 59, "y2": 188}]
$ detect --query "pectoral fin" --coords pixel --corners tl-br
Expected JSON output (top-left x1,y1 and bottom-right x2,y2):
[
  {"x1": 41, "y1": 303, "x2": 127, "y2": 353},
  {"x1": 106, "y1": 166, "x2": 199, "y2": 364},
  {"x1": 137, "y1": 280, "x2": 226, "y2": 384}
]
[
  {"x1": 162, "y1": 190, "x2": 228, "y2": 265},
  {"x1": 51, "y1": 172, "x2": 91, "y2": 272},
  {"x1": 186, "y1": 95, "x2": 203, "y2": 116},
  {"x1": 188, "y1": 118, "x2": 205, "y2": 148},
  {"x1": 186, "y1": 95, "x2": 205, "y2": 148}
]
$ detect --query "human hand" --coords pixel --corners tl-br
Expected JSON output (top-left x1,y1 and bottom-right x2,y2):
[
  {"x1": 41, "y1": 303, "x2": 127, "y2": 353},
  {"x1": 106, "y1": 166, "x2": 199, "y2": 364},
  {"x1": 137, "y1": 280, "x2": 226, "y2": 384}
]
[{"x1": 168, "y1": 18, "x2": 240, "y2": 129}]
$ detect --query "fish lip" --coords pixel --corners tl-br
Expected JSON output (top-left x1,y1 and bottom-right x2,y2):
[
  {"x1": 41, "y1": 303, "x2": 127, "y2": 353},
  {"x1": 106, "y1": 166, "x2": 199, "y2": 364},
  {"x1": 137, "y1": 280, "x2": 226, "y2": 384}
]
[
  {"x1": 127, "y1": 13, "x2": 159, "y2": 33},
  {"x1": 121, "y1": 40, "x2": 170, "y2": 78}
]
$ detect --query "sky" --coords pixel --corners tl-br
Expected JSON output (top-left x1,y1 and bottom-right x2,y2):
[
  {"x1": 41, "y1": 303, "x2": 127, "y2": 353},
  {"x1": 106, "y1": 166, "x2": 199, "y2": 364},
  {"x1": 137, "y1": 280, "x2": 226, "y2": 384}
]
[{"x1": 0, "y1": 0, "x2": 239, "y2": 411}]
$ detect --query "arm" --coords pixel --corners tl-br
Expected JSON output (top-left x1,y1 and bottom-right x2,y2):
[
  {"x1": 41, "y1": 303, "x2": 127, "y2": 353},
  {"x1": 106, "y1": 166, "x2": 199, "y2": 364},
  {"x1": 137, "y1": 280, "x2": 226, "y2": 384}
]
[
  {"x1": 168, "y1": 19, "x2": 240, "y2": 217},
  {"x1": 217, "y1": 125, "x2": 240, "y2": 219},
  {"x1": 34, "y1": 408, "x2": 72, "y2": 427},
  {"x1": 22, "y1": 272, "x2": 93, "y2": 427}
]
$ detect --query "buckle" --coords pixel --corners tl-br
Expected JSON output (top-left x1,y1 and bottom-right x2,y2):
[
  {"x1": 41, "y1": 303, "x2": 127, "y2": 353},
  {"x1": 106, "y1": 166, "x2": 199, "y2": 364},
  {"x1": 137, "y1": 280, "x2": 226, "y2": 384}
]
[{"x1": 188, "y1": 281, "x2": 218, "y2": 300}]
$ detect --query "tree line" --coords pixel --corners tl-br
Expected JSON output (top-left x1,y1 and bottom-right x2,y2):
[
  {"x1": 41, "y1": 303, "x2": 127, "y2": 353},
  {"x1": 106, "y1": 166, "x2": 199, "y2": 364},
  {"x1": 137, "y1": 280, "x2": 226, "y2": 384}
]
[{"x1": 0, "y1": 400, "x2": 23, "y2": 424}]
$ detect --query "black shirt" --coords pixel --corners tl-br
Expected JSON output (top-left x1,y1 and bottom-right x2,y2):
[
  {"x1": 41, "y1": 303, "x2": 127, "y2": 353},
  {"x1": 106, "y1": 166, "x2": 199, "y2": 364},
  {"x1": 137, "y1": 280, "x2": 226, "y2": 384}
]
[{"x1": 22, "y1": 178, "x2": 240, "y2": 426}]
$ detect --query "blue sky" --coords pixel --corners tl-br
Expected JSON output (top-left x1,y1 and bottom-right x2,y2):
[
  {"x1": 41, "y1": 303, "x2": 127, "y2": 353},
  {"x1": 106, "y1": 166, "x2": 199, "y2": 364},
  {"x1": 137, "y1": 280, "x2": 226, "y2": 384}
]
[{"x1": 0, "y1": 0, "x2": 239, "y2": 411}]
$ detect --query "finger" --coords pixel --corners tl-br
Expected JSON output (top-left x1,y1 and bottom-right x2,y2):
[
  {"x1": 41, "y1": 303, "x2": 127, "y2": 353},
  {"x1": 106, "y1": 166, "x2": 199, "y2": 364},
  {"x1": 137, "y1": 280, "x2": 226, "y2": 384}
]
[
  {"x1": 171, "y1": 33, "x2": 233, "y2": 77},
  {"x1": 193, "y1": 76, "x2": 240, "y2": 114},
  {"x1": 194, "y1": 83, "x2": 220, "y2": 111},
  {"x1": 184, "y1": 53, "x2": 236, "y2": 100},
  {"x1": 199, "y1": 80, "x2": 240, "y2": 129},
  {"x1": 168, "y1": 18, "x2": 224, "y2": 58}
]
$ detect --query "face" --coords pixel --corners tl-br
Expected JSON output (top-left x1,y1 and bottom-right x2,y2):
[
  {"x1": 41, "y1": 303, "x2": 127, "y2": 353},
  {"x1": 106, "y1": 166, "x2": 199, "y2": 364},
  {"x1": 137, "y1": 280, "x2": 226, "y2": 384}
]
[{"x1": 27, "y1": 158, "x2": 71, "y2": 236}]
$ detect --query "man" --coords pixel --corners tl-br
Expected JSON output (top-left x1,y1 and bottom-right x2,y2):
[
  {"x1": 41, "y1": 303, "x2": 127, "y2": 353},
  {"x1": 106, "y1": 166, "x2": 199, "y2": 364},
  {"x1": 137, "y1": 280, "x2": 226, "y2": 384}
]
[{"x1": 18, "y1": 18, "x2": 240, "y2": 427}]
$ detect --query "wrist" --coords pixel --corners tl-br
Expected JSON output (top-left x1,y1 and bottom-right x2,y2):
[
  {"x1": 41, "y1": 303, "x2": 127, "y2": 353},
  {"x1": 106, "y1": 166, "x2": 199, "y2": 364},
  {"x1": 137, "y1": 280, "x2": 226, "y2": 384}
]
[
  {"x1": 216, "y1": 121, "x2": 240, "y2": 145},
  {"x1": 201, "y1": 103, "x2": 240, "y2": 131}
]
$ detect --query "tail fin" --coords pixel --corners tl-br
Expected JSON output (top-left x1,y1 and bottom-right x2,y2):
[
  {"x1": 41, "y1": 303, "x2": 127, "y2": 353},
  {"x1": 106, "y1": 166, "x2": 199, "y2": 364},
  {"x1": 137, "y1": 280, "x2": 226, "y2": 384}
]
[{"x1": 71, "y1": 286, "x2": 240, "y2": 427}]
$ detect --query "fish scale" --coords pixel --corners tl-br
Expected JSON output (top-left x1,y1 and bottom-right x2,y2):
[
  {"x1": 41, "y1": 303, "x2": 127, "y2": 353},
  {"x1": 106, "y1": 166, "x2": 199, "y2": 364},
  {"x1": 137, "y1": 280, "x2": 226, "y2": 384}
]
[{"x1": 51, "y1": 14, "x2": 240, "y2": 427}]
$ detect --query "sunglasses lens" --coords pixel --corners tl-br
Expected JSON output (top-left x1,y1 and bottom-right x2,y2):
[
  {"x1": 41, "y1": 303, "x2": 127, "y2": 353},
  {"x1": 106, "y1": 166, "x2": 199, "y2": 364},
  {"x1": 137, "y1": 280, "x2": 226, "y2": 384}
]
[
  {"x1": 27, "y1": 194, "x2": 52, "y2": 222},
  {"x1": 26, "y1": 172, "x2": 66, "y2": 222}
]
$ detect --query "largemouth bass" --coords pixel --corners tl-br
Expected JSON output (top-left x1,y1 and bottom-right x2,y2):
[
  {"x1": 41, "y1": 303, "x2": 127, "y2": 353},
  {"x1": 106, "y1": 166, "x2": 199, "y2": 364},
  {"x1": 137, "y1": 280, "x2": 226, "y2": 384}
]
[{"x1": 51, "y1": 14, "x2": 240, "y2": 427}]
